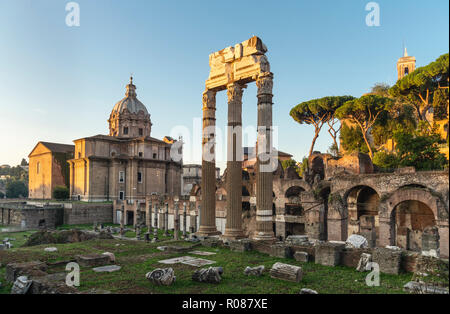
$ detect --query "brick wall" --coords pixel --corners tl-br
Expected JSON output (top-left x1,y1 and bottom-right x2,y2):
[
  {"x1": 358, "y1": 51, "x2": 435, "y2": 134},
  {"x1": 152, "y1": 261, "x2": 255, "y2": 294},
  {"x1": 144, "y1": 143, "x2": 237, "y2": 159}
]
[
  {"x1": 63, "y1": 203, "x2": 113, "y2": 225},
  {"x1": 0, "y1": 204, "x2": 61, "y2": 229}
]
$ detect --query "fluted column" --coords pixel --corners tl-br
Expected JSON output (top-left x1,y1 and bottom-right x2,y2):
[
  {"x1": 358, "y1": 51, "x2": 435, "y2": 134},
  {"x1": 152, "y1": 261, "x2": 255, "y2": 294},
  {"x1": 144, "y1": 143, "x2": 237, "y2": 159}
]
[
  {"x1": 153, "y1": 203, "x2": 158, "y2": 237},
  {"x1": 223, "y1": 83, "x2": 245, "y2": 240},
  {"x1": 253, "y1": 72, "x2": 276, "y2": 241},
  {"x1": 164, "y1": 202, "x2": 169, "y2": 236},
  {"x1": 183, "y1": 202, "x2": 187, "y2": 238},
  {"x1": 146, "y1": 197, "x2": 152, "y2": 232},
  {"x1": 197, "y1": 89, "x2": 221, "y2": 236},
  {"x1": 174, "y1": 199, "x2": 180, "y2": 240}
]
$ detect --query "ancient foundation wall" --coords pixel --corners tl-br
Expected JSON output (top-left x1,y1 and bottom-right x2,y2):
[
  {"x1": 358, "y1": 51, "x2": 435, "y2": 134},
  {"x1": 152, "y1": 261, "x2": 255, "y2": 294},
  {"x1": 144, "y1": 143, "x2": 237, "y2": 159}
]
[
  {"x1": 0, "y1": 203, "x2": 62, "y2": 229},
  {"x1": 64, "y1": 203, "x2": 113, "y2": 225},
  {"x1": 249, "y1": 241, "x2": 441, "y2": 273}
]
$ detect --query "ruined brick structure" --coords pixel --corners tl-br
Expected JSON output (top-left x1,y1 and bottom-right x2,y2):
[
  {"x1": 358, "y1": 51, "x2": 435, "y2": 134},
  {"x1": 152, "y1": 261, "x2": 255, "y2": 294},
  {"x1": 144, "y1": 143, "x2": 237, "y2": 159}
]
[
  {"x1": 188, "y1": 152, "x2": 449, "y2": 258},
  {"x1": 0, "y1": 201, "x2": 113, "y2": 229}
]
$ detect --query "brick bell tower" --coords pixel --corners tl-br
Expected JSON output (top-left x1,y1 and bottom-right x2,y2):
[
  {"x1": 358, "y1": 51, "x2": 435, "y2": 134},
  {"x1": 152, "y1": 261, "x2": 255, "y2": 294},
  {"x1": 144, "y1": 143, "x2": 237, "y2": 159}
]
[{"x1": 397, "y1": 47, "x2": 416, "y2": 80}]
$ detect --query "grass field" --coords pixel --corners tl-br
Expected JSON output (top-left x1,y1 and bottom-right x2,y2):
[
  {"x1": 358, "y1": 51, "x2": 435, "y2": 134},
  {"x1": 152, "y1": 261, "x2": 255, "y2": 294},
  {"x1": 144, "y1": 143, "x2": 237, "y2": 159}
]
[{"x1": 0, "y1": 228, "x2": 415, "y2": 294}]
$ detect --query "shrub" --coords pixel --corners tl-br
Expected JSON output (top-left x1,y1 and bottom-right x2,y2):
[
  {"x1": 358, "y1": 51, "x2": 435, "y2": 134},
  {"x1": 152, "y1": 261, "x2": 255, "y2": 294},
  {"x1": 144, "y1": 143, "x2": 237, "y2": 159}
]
[
  {"x1": 373, "y1": 151, "x2": 399, "y2": 169},
  {"x1": 6, "y1": 180, "x2": 28, "y2": 198},
  {"x1": 53, "y1": 186, "x2": 69, "y2": 200}
]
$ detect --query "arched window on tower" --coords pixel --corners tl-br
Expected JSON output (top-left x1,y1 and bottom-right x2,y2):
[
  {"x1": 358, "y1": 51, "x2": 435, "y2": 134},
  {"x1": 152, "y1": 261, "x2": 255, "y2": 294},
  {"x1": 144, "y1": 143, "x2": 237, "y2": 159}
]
[{"x1": 404, "y1": 67, "x2": 409, "y2": 75}]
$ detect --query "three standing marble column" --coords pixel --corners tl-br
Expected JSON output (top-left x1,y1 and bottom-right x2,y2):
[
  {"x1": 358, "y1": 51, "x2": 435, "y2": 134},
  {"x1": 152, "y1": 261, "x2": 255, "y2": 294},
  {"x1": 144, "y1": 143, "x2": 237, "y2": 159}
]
[
  {"x1": 253, "y1": 73, "x2": 275, "y2": 241},
  {"x1": 198, "y1": 72, "x2": 275, "y2": 241},
  {"x1": 197, "y1": 90, "x2": 221, "y2": 236},
  {"x1": 223, "y1": 83, "x2": 245, "y2": 240}
]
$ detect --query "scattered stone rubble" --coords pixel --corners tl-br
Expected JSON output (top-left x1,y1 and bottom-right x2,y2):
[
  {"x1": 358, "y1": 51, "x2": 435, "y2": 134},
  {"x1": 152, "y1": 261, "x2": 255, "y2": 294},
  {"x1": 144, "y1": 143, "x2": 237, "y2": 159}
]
[
  {"x1": 11, "y1": 276, "x2": 32, "y2": 294},
  {"x1": 270, "y1": 242, "x2": 292, "y2": 258},
  {"x1": 294, "y1": 251, "x2": 309, "y2": 262},
  {"x1": 6, "y1": 262, "x2": 77, "y2": 294},
  {"x1": 270, "y1": 262, "x2": 303, "y2": 283},
  {"x1": 93, "y1": 265, "x2": 121, "y2": 273},
  {"x1": 229, "y1": 239, "x2": 252, "y2": 252},
  {"x1": 192, "y1": 267, "x2": 223, "y2": 284},
  {"x1": 102, "y1": 252, "x2": 116, "y2": 263},
  {"x1": 24, "y1": 229, "x2": 113, "y2": 247},
  {"x1": 356, "y1": 253, "x2": 372, "y2": 272},
  {"x1": 146, "y1": 268, "x2": 176, "y2": 286},
  {"x1": 75, "y1": 254, "x2": 111, "y2": 267},
  {"x1": 403, "y1": 281, "x2": 449, "y2": 294},
  {"x1": 372, "y1": 247, "x2": 402, "y2": 275},
  {"x1": 315, "y1": 242, "x2": 345, "y2": 266},
  {"x1": 300, "y1": 288, "x2": 318, "y2": 294},
  {"x1": 6, "y1": 261, "x2": 48, "y2": 282},
  {"x1": 286, "y1": 235, "x2": 310, "y2": 246},
  {"x1": 244, "y1": 265, "x2": 264, "y2": 276},
  {"x1": 346, "y1": 234, "x2": 368, "y2": 249}
]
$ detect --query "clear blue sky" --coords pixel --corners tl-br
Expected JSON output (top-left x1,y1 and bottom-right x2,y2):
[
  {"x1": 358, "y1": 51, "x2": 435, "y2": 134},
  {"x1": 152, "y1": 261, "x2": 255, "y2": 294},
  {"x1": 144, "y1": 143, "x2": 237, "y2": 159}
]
[{"x1": 0, "y1": 0, "x2": 448, "y2": 171}]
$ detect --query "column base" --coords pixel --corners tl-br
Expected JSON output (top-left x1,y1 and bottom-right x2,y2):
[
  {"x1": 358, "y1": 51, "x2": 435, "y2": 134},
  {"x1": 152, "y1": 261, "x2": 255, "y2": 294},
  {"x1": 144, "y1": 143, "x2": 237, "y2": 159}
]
[
  {"x1": 252, "y1": 231, "x2": 276, "y2": 242},
  {"x1": 196, "y1": 226, "x2": 222, "y2": 237},
  {"x1": 222, "y1": 228, "x2": 245, "y2": 241}
]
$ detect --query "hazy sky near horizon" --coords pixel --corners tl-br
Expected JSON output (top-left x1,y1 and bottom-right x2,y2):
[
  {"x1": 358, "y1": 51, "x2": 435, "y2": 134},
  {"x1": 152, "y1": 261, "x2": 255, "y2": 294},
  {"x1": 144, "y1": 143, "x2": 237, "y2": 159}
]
[{"x1": 0, "y1": 0, "x2": 448, "y2": 171}]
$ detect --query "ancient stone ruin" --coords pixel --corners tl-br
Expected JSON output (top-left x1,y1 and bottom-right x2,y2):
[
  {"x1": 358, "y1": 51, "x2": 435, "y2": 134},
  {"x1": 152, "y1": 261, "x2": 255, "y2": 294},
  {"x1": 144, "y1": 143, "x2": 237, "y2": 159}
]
[{"x1": 198, "y1": 36, "x2": 275, "y2": 241}]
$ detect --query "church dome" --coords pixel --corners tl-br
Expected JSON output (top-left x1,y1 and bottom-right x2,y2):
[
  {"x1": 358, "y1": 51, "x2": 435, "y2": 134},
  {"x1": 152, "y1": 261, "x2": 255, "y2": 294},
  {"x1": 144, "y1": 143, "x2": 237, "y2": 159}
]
[{"x1": 111, "y1": 77, "x2": 149, "y2": 115}]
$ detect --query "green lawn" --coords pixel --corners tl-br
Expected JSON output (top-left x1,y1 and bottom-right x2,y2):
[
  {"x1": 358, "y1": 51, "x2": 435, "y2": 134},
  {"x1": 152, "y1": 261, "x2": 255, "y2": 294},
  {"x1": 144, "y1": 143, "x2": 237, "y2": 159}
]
[
  {"x1": 0, "y1": 229, "x2": 414, "y2": 294},
  {"x1": 0, "y1": 230, "x2": 36, "y2": 247},
  {"x1": 56, "y1": 224, "x2": 182, "y2": 240}
]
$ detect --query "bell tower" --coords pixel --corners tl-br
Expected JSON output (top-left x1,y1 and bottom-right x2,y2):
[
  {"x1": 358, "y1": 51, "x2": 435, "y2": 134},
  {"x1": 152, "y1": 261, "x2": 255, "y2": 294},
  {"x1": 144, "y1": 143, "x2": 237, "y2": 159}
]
[{"x1": 397, "y1": 47, "x2": 416, "y2": 80}]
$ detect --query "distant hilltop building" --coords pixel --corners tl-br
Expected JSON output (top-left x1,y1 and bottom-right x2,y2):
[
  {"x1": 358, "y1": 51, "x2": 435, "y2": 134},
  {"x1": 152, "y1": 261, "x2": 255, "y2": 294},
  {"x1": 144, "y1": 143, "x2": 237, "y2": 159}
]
[
  {"x1": 397, "y1": 47, "x2": 416, "y2": 80},
  {"x1": 28, "y1": 77, "x2": 182, "y2": 202}
]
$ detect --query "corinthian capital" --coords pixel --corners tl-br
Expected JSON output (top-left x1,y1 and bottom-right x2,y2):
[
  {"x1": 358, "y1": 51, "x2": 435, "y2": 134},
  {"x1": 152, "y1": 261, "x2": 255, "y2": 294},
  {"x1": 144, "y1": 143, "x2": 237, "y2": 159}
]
[
  {"x1": 256, "y1": 72, "x2": 274, "y2": 96},
  {"x1": 202, "y1": 89, "x2": 217, "y2": 109},
  {"x1": 226, "y1": 83, "x2": 244, "y2": 104}
]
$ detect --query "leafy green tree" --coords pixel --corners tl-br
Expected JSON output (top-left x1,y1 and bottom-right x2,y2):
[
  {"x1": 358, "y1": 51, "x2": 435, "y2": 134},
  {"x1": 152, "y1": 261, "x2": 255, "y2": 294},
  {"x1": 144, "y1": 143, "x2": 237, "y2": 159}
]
[
  {"x1": 53, "y1": 186, "x2": 69, "y2": 200},
  {"x1": 339, "y1": 123, "x2": 369, "y2": 154},
  {"x1": 336, "y1": 95, "x2": 393, "y2": 159},
  {"x1": 296, "y1": 157, "x2": 309, "y2": 177},
  {"x1": 389, "y1": 53, "x2": 449, "y2": 124},
  {"x1": 393, "y1": 129, "x2": 447, "y2": 170},
  {"x1": 373, "y1": 151, "x2": 399, "y2": 169},
  {"x1": 369, "y1": 83, "x2": 391, "y2": 97},
  {"x1": 371, "y1": 104, "x2": 417, "y2": 147},
  {"x1": 6, "y1": 180, "x2": 28, "y2": 198},
  {"x1": 432, "y1": 87, "x2": 449, "y2": 143},
  {"x1": 20, "y1": 158, "x2": 28, "y2": 166},
  {"x1": 281, "y1": 159, "x2": 297, "y2": 169},
  {"x1": 290, "y1": 96, "x2": 354, "y2": 157},
  {"x1": 327, "y1": 143, "x2": 340, "y2": 157},
  {"x1": 433, "y1": 88, "x2": 449, "y2": 120},
  {"x1": 281, "y1": 159, "x2": 302, "y2": 177}
]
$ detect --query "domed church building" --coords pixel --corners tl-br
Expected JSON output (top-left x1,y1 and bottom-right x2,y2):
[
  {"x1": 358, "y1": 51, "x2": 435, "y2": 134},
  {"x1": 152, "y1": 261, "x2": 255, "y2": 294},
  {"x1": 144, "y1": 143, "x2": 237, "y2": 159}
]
[{"x1": 68, "y1": 77, "x2": 182, "y2": 202}]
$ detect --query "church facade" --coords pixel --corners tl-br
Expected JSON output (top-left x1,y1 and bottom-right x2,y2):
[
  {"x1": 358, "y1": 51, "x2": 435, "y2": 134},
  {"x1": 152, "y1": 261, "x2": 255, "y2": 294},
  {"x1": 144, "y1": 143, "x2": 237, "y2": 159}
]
[{"x1": 68, "y1": 77, "x2": 182, "y2": 202}]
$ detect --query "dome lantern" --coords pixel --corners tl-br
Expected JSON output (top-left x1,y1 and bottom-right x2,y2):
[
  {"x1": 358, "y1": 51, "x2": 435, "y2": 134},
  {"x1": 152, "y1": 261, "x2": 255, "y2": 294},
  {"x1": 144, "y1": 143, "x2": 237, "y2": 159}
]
[{"x1": 108, "y1": 77, "x2": 152, "y2": 138}]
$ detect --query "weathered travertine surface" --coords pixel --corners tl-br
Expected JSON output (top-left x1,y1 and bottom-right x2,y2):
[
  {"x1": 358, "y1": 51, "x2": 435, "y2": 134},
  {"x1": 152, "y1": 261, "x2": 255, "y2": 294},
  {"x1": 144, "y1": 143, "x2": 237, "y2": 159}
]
[{"x1": 199, "y1": 36, "x2": 275, "y2": 241}]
